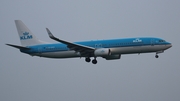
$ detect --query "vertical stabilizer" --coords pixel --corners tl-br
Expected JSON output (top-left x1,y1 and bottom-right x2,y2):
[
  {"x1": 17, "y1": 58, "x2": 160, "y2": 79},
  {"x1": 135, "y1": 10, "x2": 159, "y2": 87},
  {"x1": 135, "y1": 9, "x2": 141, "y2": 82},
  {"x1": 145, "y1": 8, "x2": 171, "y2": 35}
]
[{"x1": 15, "y1": 20, "x2": 44, "y2": 46}]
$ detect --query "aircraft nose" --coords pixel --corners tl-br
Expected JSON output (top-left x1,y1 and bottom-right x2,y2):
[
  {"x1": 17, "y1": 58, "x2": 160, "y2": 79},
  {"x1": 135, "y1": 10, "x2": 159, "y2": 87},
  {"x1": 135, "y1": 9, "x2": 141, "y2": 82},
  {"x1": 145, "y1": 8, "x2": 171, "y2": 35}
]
[{"x1": 167, "y1": 43, "x2": 172, "y2": 49}]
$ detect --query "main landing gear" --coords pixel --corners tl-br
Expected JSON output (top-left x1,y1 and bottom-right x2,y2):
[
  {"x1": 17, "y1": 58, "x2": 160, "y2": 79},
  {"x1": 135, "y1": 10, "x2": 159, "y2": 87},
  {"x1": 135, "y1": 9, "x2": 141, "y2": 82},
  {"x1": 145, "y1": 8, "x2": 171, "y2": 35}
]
[
  {"x1": 85, "y1": 57, "x2": 97, "y2": 64},
  {"x1": 85, "y1": 57, "x2": 91, "y2": 62},
  {"x1": 92, "y1": 59, "x2": 97, "y2": 64}
]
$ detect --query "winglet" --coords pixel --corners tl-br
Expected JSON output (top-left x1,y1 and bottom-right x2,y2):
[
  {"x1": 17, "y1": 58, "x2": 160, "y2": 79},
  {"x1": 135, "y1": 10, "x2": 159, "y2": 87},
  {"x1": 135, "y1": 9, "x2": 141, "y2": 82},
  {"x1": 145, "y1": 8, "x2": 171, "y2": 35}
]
[{"x1": 46, "y1": 28, "x2": 55, "y2": 39}]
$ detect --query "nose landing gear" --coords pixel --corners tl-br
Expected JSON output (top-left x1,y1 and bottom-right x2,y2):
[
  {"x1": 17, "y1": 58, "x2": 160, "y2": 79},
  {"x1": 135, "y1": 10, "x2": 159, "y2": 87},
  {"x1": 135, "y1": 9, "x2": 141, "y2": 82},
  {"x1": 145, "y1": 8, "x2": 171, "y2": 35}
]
[
  {"x1": 155, "y1": 50, "x2": 164, "y2": 58},
  {"x1": 155, "y1": 54, "x2": 159, "y2": 58}
]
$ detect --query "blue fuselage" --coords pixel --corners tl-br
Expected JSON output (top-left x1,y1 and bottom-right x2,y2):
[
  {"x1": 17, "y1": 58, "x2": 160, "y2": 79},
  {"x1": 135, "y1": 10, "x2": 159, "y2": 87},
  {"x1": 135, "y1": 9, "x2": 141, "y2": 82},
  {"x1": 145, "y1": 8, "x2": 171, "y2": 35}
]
[{"x1": 20, "y1": 37, "x2": 172, "y2": 58}]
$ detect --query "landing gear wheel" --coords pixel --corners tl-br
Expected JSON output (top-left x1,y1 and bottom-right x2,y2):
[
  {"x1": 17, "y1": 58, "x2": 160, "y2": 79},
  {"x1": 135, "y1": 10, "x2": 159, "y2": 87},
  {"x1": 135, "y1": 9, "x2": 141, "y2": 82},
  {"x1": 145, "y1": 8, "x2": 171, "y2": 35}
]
[
  {"x1": 155, "y1": 55, "x2": 159, "y2": 58},
  {"x1": 85, "y1": 57, "x2": 91, "y2": 62},
  {"x1": 92, "y1": 59, "x2": 97, "y2": 64}
]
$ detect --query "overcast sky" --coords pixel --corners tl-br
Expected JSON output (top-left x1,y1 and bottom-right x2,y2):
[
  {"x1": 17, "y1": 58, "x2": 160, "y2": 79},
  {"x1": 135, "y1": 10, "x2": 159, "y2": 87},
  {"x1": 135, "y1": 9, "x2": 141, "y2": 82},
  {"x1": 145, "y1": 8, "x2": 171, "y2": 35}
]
[{"x1": 0, "y1": 0, "x2": 180, "y2": 101}]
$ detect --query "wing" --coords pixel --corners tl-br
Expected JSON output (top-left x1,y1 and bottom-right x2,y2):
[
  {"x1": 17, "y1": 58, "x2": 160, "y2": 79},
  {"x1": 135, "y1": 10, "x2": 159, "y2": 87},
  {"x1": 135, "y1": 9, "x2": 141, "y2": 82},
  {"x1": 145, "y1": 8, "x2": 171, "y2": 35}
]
[{"x1": 46, "y1": 28, "x2": 95, "y2": 56}]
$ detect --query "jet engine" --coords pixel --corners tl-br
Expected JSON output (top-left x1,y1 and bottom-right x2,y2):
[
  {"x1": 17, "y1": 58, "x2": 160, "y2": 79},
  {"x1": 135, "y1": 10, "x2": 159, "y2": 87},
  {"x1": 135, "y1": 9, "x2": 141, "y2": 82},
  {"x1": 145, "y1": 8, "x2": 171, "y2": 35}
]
[
  {"x1": 103, "y1": 54, "x2": 121, "y2": 60},
  {"x1": 94, "y1": 48, "x2": 111, "y2": 56}
]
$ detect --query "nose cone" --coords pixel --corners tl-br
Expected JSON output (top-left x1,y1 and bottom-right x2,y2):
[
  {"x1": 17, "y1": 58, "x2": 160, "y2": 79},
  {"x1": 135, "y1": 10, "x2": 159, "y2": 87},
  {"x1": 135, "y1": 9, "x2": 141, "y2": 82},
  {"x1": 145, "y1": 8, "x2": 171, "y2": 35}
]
[{"x1": 166, "y1": 43, "x2": 172, "y2": 49}]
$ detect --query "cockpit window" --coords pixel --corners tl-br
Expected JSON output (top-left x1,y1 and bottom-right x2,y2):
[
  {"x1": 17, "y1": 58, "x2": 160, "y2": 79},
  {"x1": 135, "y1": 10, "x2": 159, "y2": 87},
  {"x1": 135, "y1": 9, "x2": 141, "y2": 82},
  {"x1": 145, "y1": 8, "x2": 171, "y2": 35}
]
[{"x1": 159, "y1": 40, "x2": 166, "y2": 42}]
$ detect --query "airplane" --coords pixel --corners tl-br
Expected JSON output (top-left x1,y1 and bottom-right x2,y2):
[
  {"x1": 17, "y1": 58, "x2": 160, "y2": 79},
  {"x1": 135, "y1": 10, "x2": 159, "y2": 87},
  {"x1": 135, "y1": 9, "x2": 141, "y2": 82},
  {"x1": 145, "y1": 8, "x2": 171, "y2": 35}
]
[{"x1": 6, "y1": 20, "x2": 172, "y2": 64}]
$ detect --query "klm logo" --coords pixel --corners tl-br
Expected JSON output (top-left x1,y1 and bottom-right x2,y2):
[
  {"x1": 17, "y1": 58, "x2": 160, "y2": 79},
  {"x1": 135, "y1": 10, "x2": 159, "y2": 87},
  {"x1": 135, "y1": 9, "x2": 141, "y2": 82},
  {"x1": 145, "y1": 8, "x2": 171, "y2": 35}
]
[
  {"x1": 20, "y1": 32, "x2": 33, "y2": 40},
  {"x1": 133, "y1": 38, "x2": 142, "y2": 42}
]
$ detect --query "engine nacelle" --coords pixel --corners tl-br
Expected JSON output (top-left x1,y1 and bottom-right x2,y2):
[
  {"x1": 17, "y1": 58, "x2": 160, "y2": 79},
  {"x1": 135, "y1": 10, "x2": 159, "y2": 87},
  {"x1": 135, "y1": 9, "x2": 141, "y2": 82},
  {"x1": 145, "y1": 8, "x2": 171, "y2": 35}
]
[
  {"x1": 94, "y1": 48, "x2": 111, "y2": 56},
  {"x1": 103, "y1": 54, "x2": 121, "y2": 60}
]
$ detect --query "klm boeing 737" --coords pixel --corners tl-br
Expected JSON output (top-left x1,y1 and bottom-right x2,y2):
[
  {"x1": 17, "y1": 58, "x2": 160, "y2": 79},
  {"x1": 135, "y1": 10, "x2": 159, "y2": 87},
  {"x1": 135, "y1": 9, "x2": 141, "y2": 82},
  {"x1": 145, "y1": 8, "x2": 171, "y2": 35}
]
[{"x1": 6, "y1": 20, "x2": 172, "y2": 64}]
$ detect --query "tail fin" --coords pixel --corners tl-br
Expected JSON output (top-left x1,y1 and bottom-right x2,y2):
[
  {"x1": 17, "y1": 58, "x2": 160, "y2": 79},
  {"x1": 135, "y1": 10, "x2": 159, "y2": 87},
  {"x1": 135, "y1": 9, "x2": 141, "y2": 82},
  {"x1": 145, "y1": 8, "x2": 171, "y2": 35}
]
[{"x1": 15, "y1": 20, "x2": 45, "y2": 46}]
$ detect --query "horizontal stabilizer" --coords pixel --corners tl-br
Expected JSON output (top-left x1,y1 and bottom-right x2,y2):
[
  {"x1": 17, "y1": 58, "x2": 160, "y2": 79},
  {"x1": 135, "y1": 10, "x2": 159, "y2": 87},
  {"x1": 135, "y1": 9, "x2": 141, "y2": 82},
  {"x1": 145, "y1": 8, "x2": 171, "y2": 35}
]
[{"x1": 6, "y1": 44, "x2": 30, "y2": 50}]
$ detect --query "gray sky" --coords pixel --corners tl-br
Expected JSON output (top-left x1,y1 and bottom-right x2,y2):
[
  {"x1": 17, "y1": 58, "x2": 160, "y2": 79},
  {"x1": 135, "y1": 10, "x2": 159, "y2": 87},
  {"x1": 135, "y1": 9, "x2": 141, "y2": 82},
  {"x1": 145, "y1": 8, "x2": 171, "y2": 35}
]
[{"x1": 0, "y1": 0, "x2": 180, "y2": 101}]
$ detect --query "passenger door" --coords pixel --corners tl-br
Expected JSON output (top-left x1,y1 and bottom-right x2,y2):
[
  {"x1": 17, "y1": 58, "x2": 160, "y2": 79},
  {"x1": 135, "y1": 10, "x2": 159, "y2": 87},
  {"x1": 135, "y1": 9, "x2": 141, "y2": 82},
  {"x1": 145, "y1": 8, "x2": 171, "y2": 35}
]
[{"x1": 151, "y1": 39, "x2": 155, "y2": 46}]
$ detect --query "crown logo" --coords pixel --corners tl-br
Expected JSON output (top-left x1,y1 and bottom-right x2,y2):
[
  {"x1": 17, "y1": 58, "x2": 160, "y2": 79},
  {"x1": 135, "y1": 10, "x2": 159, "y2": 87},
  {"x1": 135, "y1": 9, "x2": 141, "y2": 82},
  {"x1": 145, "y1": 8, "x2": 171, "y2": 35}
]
[
  {"x1": 133, "y1": 38, "x2": 142, "y2": 42},
  {"x1": 23, "y1": 32, "x2": 29, "y2": 35}
]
